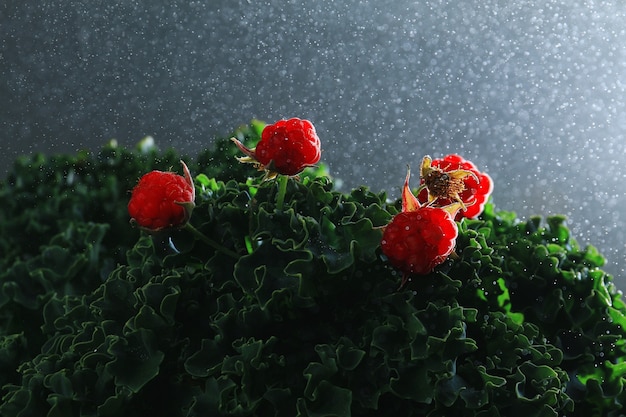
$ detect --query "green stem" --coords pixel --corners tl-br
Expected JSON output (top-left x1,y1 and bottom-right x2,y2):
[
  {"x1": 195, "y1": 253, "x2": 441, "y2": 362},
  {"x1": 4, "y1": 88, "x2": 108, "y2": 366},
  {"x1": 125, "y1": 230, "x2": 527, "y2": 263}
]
[
  {"x1": 184, "y1": 223, "x2": 239, "y2": 259},
  {"x1": 275, "y1": 175, "x2": 289, "y2": 211}
]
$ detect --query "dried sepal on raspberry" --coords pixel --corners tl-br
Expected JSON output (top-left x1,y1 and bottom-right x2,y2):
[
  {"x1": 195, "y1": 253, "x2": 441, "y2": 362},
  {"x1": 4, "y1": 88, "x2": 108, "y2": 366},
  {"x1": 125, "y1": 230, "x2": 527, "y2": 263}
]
[
  {"x1": 231, "y1": 137, "x2": 284, "y2": 180},
  {"x1": 382, "y1": 167, "x2": 463, "y2": 288},
  {"x1": 419, "y1": 155, "x2": 478, "y2": 210},
  {"x1": 128, "y1": 160, "x2": 196, "y2": 233},
  {"x1": 178, "y1": 160, "x2": 196, "y2": 219},
  {"x1": 401, "y1": 166, "x2": 421, "y2": 212},
  {"x1": 231, "y1": 118, "x2": 321, "y2": 180},
  {"x1": 402, "y1": 166, "x2": 464, "y2": 217},
  {"x1": 417, "y1": 154, "x2": 493, "y2": 219},
  {"x1": 231, "y1": 137, "x2": 267, "y2": 171}
]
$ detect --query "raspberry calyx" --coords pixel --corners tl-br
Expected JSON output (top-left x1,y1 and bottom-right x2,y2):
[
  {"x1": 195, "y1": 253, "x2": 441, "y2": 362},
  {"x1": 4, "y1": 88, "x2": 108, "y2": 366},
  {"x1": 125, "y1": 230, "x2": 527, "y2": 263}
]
[
  {"x1": 419, "y1": 155, "x2": 477, "y2": 210},
  {"x1": 417, "y1": 154, "x2": 493, "y2": 220}
]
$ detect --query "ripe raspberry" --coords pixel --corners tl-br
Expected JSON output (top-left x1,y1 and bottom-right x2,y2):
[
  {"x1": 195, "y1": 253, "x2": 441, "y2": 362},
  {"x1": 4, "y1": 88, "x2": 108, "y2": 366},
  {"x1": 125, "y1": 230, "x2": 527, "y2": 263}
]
[
  {"x1": 231, "y1": 118, "x2": 321, "y2": 178},
  {"x1": 381, "y1": 208, "x2": 458, "y2": 276},
  {"x1": 128, "y1": 160, "x2": 195, "y2": 232},
  {"x1": 381, "y1": 168, "x2": 462, "y2": 287},
  {"x1": 418, "y1": 154, "x2": 493, "y2": 219}
]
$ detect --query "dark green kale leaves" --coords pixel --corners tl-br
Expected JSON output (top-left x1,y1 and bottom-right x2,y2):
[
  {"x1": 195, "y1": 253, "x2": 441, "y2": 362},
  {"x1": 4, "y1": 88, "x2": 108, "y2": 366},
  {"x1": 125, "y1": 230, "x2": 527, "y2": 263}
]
[{"x1": 0, "y1": 121, "x2": 625, "y2": 416}]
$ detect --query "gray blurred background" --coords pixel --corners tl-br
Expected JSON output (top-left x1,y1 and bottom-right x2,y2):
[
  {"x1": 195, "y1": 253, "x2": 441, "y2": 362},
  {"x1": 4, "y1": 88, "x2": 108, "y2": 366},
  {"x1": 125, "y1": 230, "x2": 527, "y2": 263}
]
[{"x1": 2, "y1": 1, "x2": 626, "y2": 286}]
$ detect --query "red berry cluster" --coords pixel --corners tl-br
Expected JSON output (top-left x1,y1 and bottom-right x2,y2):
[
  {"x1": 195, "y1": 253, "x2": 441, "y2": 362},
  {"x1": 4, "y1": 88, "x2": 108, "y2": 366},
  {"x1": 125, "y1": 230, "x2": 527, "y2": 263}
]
[
  {"x1": 127, "y1": 122, "x2": 493, "y2": 293},
  {"x1": 231, "y1": 118, "x2": 321, "y2": 178},
  {"x1": 381, "y1": 155, "x2": 492, "y2": 287},
  {"x1": 128, "y1": 160, "x2": 195, "y2": 232}
]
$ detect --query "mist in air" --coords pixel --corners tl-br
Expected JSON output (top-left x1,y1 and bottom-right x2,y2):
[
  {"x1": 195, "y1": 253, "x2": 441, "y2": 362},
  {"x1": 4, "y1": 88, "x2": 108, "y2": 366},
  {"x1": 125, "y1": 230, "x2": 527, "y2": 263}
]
[{"x1": 2, "y1": 1, "x2": 626, "y2": 284}]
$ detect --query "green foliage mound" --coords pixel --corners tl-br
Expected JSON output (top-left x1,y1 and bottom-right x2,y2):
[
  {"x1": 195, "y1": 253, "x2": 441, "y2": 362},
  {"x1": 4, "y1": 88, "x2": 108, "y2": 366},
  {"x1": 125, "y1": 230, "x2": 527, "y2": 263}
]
[{"x1": 1, "y1": 121, "x2": 625, "y2": 416}]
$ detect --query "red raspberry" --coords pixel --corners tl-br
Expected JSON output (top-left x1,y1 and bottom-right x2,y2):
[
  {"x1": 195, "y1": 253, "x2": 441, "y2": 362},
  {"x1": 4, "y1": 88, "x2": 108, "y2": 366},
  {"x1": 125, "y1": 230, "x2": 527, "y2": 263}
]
[
  {"x1": 231, "y1": 118, "x2": 321, "y2": 178},
  {"x1": 381, "y1": 168, "x2": 462, "y2": 287},
  {"x1": 128, "y1": 160, "x2": 195, "y2": 232},
  {"x1": 418, "y1": 154, "x2": 493, "y2": 219},
  {"x1": 381, "y1": 207, "x2": 458, "y2": 276}
]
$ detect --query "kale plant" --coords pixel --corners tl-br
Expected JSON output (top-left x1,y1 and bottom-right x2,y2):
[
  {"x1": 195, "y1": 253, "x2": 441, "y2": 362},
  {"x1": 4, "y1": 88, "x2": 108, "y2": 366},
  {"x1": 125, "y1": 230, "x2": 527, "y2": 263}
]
[{"x1": 0, "y1": 121, "x2": 625, "y2": 416}]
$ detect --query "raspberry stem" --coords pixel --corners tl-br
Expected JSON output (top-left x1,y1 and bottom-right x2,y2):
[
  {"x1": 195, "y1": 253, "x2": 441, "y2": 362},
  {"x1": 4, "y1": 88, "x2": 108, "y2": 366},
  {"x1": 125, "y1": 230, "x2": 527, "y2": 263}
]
[
  {"x1": 275, "y1": 175, "x2": 289, "y2": 211},
  {"x1": 183, "y1": 223, "x2": 239, "y2": 259}
]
